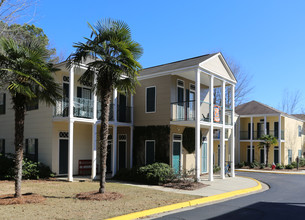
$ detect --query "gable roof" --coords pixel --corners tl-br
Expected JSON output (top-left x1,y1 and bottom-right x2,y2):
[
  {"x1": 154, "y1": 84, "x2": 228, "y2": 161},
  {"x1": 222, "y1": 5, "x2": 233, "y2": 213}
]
[
  {"x1": 236, "y1": 100, "x2": 286, "y2": 116},
  {"x1": 292, "y1": 114, "x2": 305, "y2": 121},
  {"x1": 236, "y1": 100, "x2": 305, "y2": 122},
  {"x1": 139, "y1": 53, "x2": 217, "y2": 76}
]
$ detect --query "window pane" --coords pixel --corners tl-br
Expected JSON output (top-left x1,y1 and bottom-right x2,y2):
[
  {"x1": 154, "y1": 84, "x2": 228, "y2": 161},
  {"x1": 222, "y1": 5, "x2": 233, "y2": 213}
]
[
  {"x1": 28, "y1": 139, "x2": 36, "y2": 154},
  {"x1": 146, "y1": 87, "x2": 155, "y2": 112}
]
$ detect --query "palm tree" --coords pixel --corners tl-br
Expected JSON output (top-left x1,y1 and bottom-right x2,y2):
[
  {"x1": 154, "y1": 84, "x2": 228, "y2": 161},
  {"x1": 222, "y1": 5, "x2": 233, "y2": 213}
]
[
  {"x1": 68, "y1": 18, "x2": 143, "y2": 193},
  {"x1": 0, "y1": 38, "x2": 61, "y2": 197},
  {"x1": 258, "y1": 134, "x2": 277, "y2": 165}
]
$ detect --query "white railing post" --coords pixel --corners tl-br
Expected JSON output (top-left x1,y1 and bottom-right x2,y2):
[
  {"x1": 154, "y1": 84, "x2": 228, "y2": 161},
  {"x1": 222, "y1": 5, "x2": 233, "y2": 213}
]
[
  {"x1": 68, "y1": 65, "x2": 75, "y2": 182},
  {"x1": 220, "y1": 81, "x2": 225, "y2": 179},
  {"x1": 278, "y1": 115, "x2": 282, "y2": 164},
  {"x1": 231, "y1": 84, "x2": 235, "y2": 177}
]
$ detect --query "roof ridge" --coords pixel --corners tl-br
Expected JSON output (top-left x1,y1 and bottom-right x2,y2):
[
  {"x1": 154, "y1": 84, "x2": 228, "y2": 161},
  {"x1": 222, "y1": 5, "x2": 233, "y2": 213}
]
[{"x1": 142, "y1": 53, "x2": 218, "y2": 70}]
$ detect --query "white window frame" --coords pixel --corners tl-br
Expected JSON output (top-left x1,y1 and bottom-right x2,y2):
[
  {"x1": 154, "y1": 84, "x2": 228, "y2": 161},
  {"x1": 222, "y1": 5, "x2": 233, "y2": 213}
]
[
  {"x1": 298, "y1": 125, "x2": 302, "y2": 137},
  {"x1": 145, "y1": 140, "x2": 155, "y2": 165},
  {"x1": 145, "y1": 86, "x2": 156, "y2": 113}
]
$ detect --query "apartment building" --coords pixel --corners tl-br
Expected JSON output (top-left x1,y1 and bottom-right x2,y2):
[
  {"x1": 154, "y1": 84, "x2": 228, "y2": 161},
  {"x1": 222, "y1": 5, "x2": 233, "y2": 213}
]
[
  {"x1": 0, "y1": 52, "x2": 237, "y2": 181},
  {"x1": 236, "y1": 101, "x2": 305, "y2": 165}
]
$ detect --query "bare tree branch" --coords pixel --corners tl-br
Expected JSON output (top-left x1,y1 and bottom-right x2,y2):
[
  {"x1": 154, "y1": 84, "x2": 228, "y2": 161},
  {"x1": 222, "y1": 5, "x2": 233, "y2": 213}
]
[
  {"x1": 278, "y1": 89, "x2": 302, "y2": 114},
  {"x1": 0, "y1": 0, "x2": 38, "y2": 24}
]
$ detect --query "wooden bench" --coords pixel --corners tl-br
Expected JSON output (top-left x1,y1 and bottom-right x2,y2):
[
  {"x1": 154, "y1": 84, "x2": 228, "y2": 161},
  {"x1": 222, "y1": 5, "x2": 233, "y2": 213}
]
[{"x1": 78, "y1": 160, "x2": 98, "y2": 175}]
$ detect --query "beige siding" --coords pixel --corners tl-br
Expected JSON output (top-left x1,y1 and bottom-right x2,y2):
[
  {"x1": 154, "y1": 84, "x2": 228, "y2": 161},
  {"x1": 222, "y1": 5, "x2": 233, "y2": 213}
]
[{"x1": 134, "y1": 75, "x2": 171, "y2": 126}]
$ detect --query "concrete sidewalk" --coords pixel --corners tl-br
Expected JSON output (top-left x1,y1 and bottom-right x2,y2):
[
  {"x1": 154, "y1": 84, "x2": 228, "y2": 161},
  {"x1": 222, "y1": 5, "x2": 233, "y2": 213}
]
[{"x1": 115, "y1": 175, "x2": 259, "y2": 197}]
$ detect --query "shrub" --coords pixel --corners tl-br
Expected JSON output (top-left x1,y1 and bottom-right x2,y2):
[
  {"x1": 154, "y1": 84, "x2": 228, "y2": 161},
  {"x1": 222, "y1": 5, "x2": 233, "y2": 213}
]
[
  {"x1": 285, "y1": 164, "x2": 294, "y2": 169},
  {"x1": 299, "y1": 158, "x2": 305, "y2": 167},
  {"x1": 237, "y1": 161, "x2": 245, "y2": 168},
  {"x1": 250, "y1": 160, "x2": 259, "y2": 169},
  {"x1": 291, "y1": 161, "x2": 297, "y2": 168},
  {"x1": 260, "y1": 163, "x2": 266, "y2": 169},
  {"x1": 137, "y1": 163, "x2": 175, "y2": 185},
  {"x1": 213, "y1": 166, "x2": 221, "y2": 173},
  {"x1": 0, "y1": 154, "x2": 54, "y2": 180},
  {"x1": 276, "y1": 163, "x2": 284, "y2": 169},
  {"x1": 113, "y1": 167, "x2": 138, "y2": 182}
]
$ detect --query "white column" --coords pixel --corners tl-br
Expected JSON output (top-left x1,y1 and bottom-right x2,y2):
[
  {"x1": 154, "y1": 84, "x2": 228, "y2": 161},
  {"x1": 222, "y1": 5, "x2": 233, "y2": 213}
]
[
  {"x1": 238, "y1": 117, "x2": 241, "y2": 163},
  {"x1": 250, "y1": 116, "x2": 253, "y2": 162},
  {"x1": 112, "y1": 125, "x2": 117, "y2": 177},
  {"x1": 68, "y1": 65, "x2": 75, "y2": 182},
  {"x1": 91, "y1": 123, "x2": 97, "y2": 179},
  {"x1": 195, "y1": 69, "x2": 201, "y2": 181},
  {"x1": 209, "y1": 75, "x2": 214, "y2": 181},
  {"x1": 220, "y1": 81, "x2": 225, "y2": 179},
  {"x1": 230, "y1": 85, "x2": 235, "y2": 177},
  {"x1": 91, "y1": 72, "x2": 97, "y2": 180},
  {"x1": 68, "y1": 120, "x2": 74, "y2": 181},
  {"x1": 278, "y1": 115, "x2": 282, "y2": 164},
  {"x1": 113, "y1": 89, "x2": 118, "y2": 122}
]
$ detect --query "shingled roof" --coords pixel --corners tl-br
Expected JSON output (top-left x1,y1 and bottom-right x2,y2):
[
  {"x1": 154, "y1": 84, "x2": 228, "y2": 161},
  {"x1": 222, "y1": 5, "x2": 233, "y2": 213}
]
[
  {"x1": 139, "y1": 53, "x2": 217, "y2": 76},
  {"x1": 292, "y1": 114, "x2": 305, "y2": 121},
  {"x1": 235, "y1": 100, "x2": 286, "y2": 116}
]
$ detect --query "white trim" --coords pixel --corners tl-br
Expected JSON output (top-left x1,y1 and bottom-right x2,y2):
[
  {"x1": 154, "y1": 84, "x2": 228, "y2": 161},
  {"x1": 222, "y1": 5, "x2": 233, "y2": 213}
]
[
  {"x1": 118, "y1": 134, "x2": 128, "y2": 169},
  {"x1": 177, "y1": 79, "x2": 185, "y2": 88},
  {"x1": 145, "y1": 140, "x2": 155, "y2": 165},
  {"x1": 189, "y1": 83, "x2": 196, "y2": 92},
  {"x1": 145, "y1": 86, "x2": 156, "y2": 113}
]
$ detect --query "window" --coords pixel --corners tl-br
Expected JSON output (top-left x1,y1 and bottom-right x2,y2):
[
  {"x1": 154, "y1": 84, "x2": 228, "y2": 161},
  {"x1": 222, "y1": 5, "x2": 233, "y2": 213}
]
[
  {"x1": 25, "y1": 138, "x2": 38, "y2": 162},
  {"x1": 77, "y1": 87, "x2": 92, "y2": 100},
  {"x1": 0, "y1": 93, "x2": 6, "y2": 114},
  {"x1": 288, "y1": 149, "x2": 292, "y2": 165},
  {"x1": 145, "y1": 140, "x2": 155, "y2": 165},
  {"x1": 298, "y1": 150, "x2": 302, "y2": 159},
  {"x1": 146, "y1": 86, "x2": 156, "y2": 113},
  {"x1": 298, "y1": 125, "x2": 302, "y2": 137},
  {"x1": 0, "y1": 139, "x2": 5, "y2": 155}
]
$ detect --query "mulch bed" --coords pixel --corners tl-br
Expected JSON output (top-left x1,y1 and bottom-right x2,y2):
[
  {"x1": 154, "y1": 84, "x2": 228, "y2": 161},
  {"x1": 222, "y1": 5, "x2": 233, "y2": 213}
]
[
  {"x1": 0, "y1": 193, "x2": 45, "y2": 205},
  {"x1": 163, "y1": 180, "x2": 208, "y2": 190},
  {"x1": 76, "y1": 191, "x2": 123, "y2": 201}
]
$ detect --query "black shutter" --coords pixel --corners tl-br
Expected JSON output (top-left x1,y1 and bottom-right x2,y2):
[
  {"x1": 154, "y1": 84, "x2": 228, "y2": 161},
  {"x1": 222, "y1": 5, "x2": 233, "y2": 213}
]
[
  {"x1": 267, "y1": 122, "x2": 270, "y2": 135},
  {"x1": 35, "y1": 139, "x2": 38, "y2": 162},
  {"x1": 77, "y1": 87, "x2": 82, "y2": 98},
  {"x1": 146, "y1": 87, "x2": 155, "y2": 112},
  {"x1": 257, "y1": 123, "x2": 260, "y2": 138},
  {"x1": 1, "y1": 139, "x2": 4, "y2": 154}
]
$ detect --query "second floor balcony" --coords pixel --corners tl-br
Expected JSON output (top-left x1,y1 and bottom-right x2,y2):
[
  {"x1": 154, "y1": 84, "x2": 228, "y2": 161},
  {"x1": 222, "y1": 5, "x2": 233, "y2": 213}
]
[
  {"x1": 54, "y1": 98, "x2": 131, "y2": 123},
  {"x1": 240, "y1": 130, "x2": 285, "y2": 140},
  {"x1": 170, "y1": 100, "x2": 233, "y2": 125}
]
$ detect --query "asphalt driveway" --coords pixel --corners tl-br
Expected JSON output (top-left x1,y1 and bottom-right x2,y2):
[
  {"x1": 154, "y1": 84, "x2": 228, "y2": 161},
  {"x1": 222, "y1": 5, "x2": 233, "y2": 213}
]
[{"x1": 153, "y1": 172, "x2": 305, "y2": 220}]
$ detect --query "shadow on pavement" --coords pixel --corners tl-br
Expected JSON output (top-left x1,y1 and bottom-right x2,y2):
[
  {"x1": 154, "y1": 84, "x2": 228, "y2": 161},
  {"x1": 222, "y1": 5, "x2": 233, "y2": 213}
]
[{"x1": 210, "y1": 202, "x2": 305, "y2": 220}]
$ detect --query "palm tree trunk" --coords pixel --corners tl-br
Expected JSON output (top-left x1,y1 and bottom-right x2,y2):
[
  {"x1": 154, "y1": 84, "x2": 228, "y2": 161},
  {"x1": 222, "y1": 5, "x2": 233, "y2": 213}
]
[
  {"x1": 13, "y1": 95, "x2": 25, "y2": 198},
  {"x1": 99, "y1": 88, "x2": 112, "y2": 193}
]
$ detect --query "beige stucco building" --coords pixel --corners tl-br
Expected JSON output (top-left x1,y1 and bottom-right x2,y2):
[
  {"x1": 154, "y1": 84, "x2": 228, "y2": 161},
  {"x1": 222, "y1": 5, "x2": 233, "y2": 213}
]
[
  {"x1": 236, "y1": 101, "x2": 305, "y2": 165},
  {"x1": 0, "y1": 52, "x2": 237, "y2": 181}
]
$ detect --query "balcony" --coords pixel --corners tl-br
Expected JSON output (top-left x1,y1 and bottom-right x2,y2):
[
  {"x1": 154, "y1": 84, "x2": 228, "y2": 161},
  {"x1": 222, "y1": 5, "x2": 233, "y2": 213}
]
[
  {"x1": 170, "y1": 101, "x2": 233, "y2": 125},
  {"x1": 54, "y1": 97, "x2": 93, "y2": 119},
  {"x1": 54, "y1": 98, "x2": 132, "y2": 123},
  {"x1": 240, "y1": 130, "x2": 285, "y2": 140}
]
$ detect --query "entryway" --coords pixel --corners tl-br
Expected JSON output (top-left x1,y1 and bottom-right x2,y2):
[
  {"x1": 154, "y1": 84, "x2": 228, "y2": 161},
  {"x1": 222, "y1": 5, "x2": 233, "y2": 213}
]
[
  {"x1": 172, "y1": 134, "x2": 182, "y2": 174},
  {"x1": 59, "y1": 139, "x2": 68, "y2": 174}
]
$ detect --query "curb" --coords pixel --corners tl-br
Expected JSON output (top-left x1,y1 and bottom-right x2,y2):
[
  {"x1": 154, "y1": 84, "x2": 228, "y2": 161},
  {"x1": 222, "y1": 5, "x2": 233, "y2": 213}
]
[
  {"x1": 236, "y1": 169, "x2": 305, "y2": 175},
  {"x1": 106, "y1": 177, "x2": 262, "y2": 220}
]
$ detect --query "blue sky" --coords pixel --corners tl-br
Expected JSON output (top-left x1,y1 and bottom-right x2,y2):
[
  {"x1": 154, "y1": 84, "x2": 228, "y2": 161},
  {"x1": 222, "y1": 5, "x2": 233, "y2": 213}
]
[{"x1": 28, "y1": 0, "x2": 305, "y2": 111}]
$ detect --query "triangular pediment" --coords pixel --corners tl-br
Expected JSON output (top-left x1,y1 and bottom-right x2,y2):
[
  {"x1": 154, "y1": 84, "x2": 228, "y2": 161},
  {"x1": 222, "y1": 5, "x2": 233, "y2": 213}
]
[{"x1": 199, "y1": 53, "x2": 236, "y2": 83}]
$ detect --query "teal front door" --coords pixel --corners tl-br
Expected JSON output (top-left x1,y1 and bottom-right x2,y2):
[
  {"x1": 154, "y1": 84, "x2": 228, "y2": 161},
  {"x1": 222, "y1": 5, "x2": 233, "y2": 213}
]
[
  {"x1": 172, "y1": 142, "x2": 181, "y2": 174},
  {"x1": 201, "y1": 142, "x2": 207, "y2": 173}
]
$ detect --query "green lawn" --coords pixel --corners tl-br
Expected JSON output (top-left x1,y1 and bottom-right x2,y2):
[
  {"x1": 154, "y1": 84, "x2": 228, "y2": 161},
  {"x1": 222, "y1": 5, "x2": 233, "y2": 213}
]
[{"x1": 0, "y1": 180, "x2": 200, "y2": 219}]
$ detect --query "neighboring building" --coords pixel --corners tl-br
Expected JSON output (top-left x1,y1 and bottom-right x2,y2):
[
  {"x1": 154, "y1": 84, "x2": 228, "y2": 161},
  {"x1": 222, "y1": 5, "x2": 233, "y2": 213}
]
[
  {"x1": 236, "y1": 101, "x2": 305, "y2": 165},
  {"x1": 0, "y1": 52, "x2": 237, "y2": 181}
]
